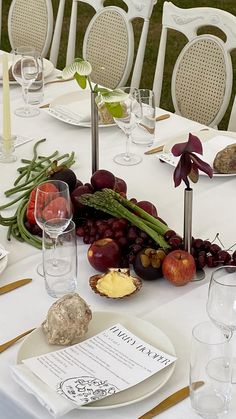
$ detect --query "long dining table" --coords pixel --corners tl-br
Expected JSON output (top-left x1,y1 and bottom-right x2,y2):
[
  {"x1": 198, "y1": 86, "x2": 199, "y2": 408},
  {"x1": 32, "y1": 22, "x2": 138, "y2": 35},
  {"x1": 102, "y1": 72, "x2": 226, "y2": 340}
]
[{"x1": 0, "y1": 58, "x2": 236, "y2": 419}]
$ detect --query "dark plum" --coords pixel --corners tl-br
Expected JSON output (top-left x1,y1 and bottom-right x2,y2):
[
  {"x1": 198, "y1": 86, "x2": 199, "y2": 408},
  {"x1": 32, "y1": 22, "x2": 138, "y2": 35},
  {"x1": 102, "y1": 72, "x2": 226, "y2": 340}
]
[
  {"x1": 136, "y1": 201, "x2": 158, "y2": 217},
  {"x1": 49, "y1": 168, "x2": 77, "y2": 192},
  {"x1": 114, "y1": 177, "x2": 127, "y2": 195},
  {"x1": 71, "y1": 184, "x2": 93, "y2": 211},
  {"x1": 90, "y1": 169, "x2": 116, "y2": 191}
]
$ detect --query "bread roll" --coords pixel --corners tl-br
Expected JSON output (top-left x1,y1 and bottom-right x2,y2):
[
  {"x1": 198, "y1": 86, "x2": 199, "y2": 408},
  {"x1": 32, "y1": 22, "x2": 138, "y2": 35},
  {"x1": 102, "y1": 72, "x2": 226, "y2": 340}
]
[{"x1": 213, "y1": 144, "x2": 236, "y2": 174}]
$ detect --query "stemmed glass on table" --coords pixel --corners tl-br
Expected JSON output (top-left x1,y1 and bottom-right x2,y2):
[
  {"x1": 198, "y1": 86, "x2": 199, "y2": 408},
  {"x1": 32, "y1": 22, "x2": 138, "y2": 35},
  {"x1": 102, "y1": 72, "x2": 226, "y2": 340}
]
[
  {"x1": 206, "y1": 265, "x2": 236, "y2": 383},
  {"x1": 113, "y1": 87, "x2": 143, "y2": 166},
  {"x1": 34, "y1": 180, "x2": 72, "y2": 276},
  {"x1": 11, "y1": 46, "x2": 40, "y2": 117}
]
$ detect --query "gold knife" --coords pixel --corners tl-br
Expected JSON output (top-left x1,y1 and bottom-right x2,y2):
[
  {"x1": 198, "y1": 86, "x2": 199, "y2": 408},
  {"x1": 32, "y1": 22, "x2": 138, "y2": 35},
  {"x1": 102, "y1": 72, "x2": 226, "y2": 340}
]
[
  {"x1": 0, "y1": 278, "x2": 32, "y2": 295},
  {"x1": 138, "y1": 382, "x2": 204, "y2": 419},
  {"x1": 144, "y1": 145, "x2": 164, "y2": 155}
]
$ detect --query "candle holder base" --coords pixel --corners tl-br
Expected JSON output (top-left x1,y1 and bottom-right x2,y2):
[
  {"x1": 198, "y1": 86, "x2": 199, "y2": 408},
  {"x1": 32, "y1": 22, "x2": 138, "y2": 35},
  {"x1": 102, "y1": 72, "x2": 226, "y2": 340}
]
[{"x1": 0, "y1": 135, "x2": 17, "y2": 163}]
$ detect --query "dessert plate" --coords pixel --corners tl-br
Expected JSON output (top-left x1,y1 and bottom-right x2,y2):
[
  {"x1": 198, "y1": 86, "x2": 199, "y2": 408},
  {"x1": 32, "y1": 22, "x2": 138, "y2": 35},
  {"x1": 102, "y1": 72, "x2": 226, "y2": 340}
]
[
  {"x1": 16, "y1": 310, "x2": 176, "y2": 410},
  {"x1": 0, "y1": 54, "x2": 54, "y2": 83},
  {"x1": 47, "y1": 90, "x2": 116, "y2": 128},
  {"x1": 159, "y1": 129, "x2": 236, "y2": 177}
]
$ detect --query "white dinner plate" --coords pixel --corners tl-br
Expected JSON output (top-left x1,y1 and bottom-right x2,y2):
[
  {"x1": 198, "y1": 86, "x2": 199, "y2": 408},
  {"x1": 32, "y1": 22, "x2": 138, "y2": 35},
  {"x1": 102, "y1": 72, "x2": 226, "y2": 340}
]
[
  {"x1": 16, "y1": 310, "x2": 176, "y2": 410},
  {"x1": 0, "y1": 54, "x2": 54, "y2": 83},
  {"x1": 159, "y1": 129, "x2": 236, "y2": 177},
  {"x1": 0, "y1": 243, "x2": 8, "y2": 275},
  {"x1": 47, "y1": 90, "x2": 116, "y2": 128}
]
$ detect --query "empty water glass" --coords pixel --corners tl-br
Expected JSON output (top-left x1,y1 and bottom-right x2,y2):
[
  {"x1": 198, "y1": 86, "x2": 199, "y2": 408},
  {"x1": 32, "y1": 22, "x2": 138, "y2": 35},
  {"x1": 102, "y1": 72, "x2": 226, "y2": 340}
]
[
  {"x1": 43, "y1": 220, "x2": 77, "y2": 298},
  {"x1": 190, "y1": 321, "x2": 232, "y2": 418},
  {"x1": 132, "y1": 89, "x2": 156, "y2": 146}
]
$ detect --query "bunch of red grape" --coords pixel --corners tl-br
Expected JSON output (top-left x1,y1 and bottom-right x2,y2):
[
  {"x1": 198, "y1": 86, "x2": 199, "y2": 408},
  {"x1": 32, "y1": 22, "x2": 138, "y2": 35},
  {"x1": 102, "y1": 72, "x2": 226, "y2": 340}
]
[
  {"x1": 164, "y1": 230, "x2": 236, "y2": 268},
  {"x1": 76, "y1": 218, "x2": 236, "y2": 269},
  {"x1": 76, "y1": 217, "x2": 158, "y2": 265}
]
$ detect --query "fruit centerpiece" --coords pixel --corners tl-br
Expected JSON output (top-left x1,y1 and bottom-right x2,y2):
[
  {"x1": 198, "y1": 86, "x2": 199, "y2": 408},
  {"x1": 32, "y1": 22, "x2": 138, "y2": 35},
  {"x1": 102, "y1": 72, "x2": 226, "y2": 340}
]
[{"x1": 0, "y1": 140, "x2": 235, "y2": 288}]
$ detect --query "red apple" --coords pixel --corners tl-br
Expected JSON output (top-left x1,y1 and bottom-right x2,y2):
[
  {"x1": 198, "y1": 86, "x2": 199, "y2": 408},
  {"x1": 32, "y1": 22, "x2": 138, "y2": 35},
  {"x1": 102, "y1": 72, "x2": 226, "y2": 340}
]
[
  {"x1": 162, "y1": 250, "x2": 196, "y2": 286},
  {"x1": 87, "y1": 238, "x2": 122, "y2": 272}
]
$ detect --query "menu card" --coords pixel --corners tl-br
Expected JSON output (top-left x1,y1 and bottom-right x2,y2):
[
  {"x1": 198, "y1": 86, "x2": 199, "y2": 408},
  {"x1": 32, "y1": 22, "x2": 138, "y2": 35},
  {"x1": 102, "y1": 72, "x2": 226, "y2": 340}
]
[{"x1": 22, "y1": 323, "x2": 176, "y2": 407}]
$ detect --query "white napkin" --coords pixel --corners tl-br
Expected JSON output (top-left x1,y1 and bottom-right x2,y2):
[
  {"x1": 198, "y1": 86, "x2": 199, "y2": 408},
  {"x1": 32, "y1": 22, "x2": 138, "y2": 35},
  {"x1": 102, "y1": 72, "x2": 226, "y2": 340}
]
[
  {"x1": 52, "y1": 99, "x2": 91, "y2": 123},
  {"x1": 11, "y1": 364, "x2": 75, "y2": 418}
]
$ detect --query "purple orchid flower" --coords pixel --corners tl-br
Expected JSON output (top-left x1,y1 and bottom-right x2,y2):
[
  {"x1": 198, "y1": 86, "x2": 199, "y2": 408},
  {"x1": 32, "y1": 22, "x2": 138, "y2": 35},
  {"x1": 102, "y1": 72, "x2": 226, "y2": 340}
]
[{"x1": 171, "y1": 133, "x2": 213, "y2": 188}]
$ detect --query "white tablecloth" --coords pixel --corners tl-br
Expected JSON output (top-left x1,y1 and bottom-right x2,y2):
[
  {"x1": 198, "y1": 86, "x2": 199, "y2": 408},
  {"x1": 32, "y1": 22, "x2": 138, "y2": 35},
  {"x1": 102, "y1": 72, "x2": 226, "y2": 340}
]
[{"x1": 0, "y1": 62, "x2": 236, "y2": 418}]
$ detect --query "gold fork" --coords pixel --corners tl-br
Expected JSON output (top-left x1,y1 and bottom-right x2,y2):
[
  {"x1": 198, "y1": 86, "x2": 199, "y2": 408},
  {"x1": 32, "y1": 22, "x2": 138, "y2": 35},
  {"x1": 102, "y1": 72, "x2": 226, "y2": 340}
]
[{"x1": 0, "y1": 329, "x2": 35, "y2": 353}]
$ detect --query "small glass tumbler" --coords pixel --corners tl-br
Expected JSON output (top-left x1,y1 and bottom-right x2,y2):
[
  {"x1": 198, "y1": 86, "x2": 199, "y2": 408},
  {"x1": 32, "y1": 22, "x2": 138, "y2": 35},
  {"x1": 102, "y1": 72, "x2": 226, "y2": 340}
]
[
  {"x1": 190, "y1": 321, "x2": 232, "y2": 419},
  {"x1": 42, "y1": 220, "x2": 77, "y2": 298},
  {"x1": 132, "y1": 89, "x2": 155, "y2": 146}
]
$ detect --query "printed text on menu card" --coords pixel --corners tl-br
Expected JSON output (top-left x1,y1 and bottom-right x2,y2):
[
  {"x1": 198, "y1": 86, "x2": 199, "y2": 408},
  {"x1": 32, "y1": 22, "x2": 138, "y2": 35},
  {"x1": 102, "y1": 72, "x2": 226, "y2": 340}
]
[{"x1": 23, "y1": 323, "x2": 176, "y2": 406}]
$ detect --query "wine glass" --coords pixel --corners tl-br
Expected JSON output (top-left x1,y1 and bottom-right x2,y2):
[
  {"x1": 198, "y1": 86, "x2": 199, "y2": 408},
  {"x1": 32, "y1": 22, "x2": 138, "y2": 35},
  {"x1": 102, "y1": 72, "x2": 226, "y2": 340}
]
[
  {"x1": 206, "y1": 265, "x2": 236, "y2": 383},
  {"x1": 113, "y1": 87, "x2": 143, "y2": 166},
  {"x1": 12, "y1": 46, "x2": 40, "y2": 117},
  {"x1": 34, "y1": 180, "x2": 72, "y2": 276}
]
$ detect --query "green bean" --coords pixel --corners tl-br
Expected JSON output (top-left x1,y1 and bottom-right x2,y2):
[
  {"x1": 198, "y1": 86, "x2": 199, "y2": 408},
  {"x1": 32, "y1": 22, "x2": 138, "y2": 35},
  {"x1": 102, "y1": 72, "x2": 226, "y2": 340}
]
[
  {"x1": 17, "y1": 200, "x2": 42, "y2": 249},
  {"x1": 25, "y1": 139, "x2": 46, "y2": 182}
]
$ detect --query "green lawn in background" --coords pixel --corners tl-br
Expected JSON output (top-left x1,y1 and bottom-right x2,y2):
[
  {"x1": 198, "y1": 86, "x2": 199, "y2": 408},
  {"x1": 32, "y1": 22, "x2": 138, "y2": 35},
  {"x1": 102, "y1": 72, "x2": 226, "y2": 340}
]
[{"x1": 1, "y1": 0, "x2": 236, "y2": 129}]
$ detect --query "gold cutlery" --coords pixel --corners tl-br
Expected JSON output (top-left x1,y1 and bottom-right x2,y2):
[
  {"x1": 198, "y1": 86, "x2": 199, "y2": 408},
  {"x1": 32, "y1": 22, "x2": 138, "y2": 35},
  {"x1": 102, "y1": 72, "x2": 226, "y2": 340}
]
[
  {"x1": 140, "y1": 123, "x2": 155, "y2": 134},
  {"x1": 44, "y1": 76, "x2": 74, "y2": 86},
  {"x1": 0, "y1": 278, "x2": 32, "y2": 295},
  {"x1": 140, "y1": 114, "x2": 170, "y2": 134},
  {"x1": 0, "y1": 329, "x2": 35, "y2": 353},
  {"x1": 39, "y1": 103, "x2": 50, "y2": 109},
  {"x1": 144, "y1": 145, "x2": 164, "y2": 155},
  {"x1": 138, "y1": 382, "x2": 204, "y2": 419},
  {"x1": 155, "y1": 114, "x2": 170, "y2": 122}
]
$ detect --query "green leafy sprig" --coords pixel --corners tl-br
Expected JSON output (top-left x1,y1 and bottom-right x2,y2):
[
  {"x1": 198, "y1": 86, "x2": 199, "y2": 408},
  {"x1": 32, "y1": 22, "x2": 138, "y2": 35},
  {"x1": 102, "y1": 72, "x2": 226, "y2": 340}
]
[{"x1": 62, "y1": 58, "x2": 127, "y2": 117}]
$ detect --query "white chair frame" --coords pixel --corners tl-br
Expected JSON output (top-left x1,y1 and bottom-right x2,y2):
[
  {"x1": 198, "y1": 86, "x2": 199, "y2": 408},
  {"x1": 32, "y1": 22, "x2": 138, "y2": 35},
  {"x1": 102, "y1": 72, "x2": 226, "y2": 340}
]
[
  {"x1": 50, "y1": 0, "x2": 156, "y2": 88},
  {"x1": 8, "y1": 0, "x2": 54, "y2": 57},
  {"x1": 153, "y1": 2, "x2": 236, "y2": 128}
]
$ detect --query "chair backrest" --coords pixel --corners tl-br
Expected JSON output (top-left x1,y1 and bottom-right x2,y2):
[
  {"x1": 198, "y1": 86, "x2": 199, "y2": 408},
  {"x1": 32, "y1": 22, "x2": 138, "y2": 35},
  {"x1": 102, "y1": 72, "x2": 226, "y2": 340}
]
[
  {"x1": 8, "y1": 0, "x2": 53, "y2": 57},
  {"x1": 50, "y1": 0, "x2": 156, "y2": 89},
  {"x1": 153, "y1": 2, "x2": 236, "y2": 128}
]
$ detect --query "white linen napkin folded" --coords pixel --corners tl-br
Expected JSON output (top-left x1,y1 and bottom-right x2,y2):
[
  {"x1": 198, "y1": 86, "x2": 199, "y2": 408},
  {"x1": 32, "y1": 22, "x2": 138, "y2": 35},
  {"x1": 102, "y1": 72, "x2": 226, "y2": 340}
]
[
  {"x1": 11, "y1": 364, "x2": 75, "y2": 418},
  {"x1": 52, "y1": 99, "x2": 91, "y2": 123}
]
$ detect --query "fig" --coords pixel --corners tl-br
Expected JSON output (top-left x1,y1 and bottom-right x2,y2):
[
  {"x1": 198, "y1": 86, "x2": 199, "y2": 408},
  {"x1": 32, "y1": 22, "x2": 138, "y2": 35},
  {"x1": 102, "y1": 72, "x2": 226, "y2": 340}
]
[
  {"x1": 133, "y1": 248, "x2": 165, "y2": 280},
  {"x1": 91, "y1": 169, "x2": 116, "y2": 191},
  {"x1": 49, "y1": 168, "x2": 77, "y2": 192}
]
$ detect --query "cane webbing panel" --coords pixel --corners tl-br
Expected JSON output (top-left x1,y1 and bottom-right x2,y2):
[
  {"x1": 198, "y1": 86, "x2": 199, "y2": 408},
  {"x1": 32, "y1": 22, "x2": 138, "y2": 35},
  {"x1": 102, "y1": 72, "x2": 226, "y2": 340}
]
[
  {"x1": 85, "y1": 10, "x2": 130, "y2": 89},
  {"x1": 174, "y1": 38, "x2": 227, "y2": 126},
  {"x1": 10, "y1": 0, "x2": 48, "y2": 54}
]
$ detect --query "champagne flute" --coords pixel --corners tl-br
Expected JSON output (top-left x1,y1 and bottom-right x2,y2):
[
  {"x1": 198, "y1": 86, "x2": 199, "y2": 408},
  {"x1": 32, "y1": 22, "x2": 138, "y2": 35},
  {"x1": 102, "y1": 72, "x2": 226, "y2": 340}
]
[
  {"x1": 206, "y1": 265, "x2": 236, "y2": 383},
  {"x1": 34, "y1": 180, "x2": 72, "y2": 276},
  {"x1": 113, "y1": 87, "x2": 142, "y2": 166},
  {"x1": 12, "y1": 46, "x2": 40, "y2": 117}
]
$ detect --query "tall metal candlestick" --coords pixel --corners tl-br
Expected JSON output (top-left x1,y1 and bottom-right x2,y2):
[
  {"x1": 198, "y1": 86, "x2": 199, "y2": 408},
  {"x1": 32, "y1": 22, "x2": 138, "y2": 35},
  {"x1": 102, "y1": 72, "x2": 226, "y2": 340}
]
[{"x1": 91, "y1": 91, "x2": 99, "y2": 174}]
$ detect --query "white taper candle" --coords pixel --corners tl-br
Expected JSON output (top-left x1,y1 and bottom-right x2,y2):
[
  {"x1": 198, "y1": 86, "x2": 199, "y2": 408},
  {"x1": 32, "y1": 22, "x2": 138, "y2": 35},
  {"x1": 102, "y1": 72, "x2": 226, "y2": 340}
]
[{"x1": 2, "y1": 53, "x2": 11, "y2": 150}]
